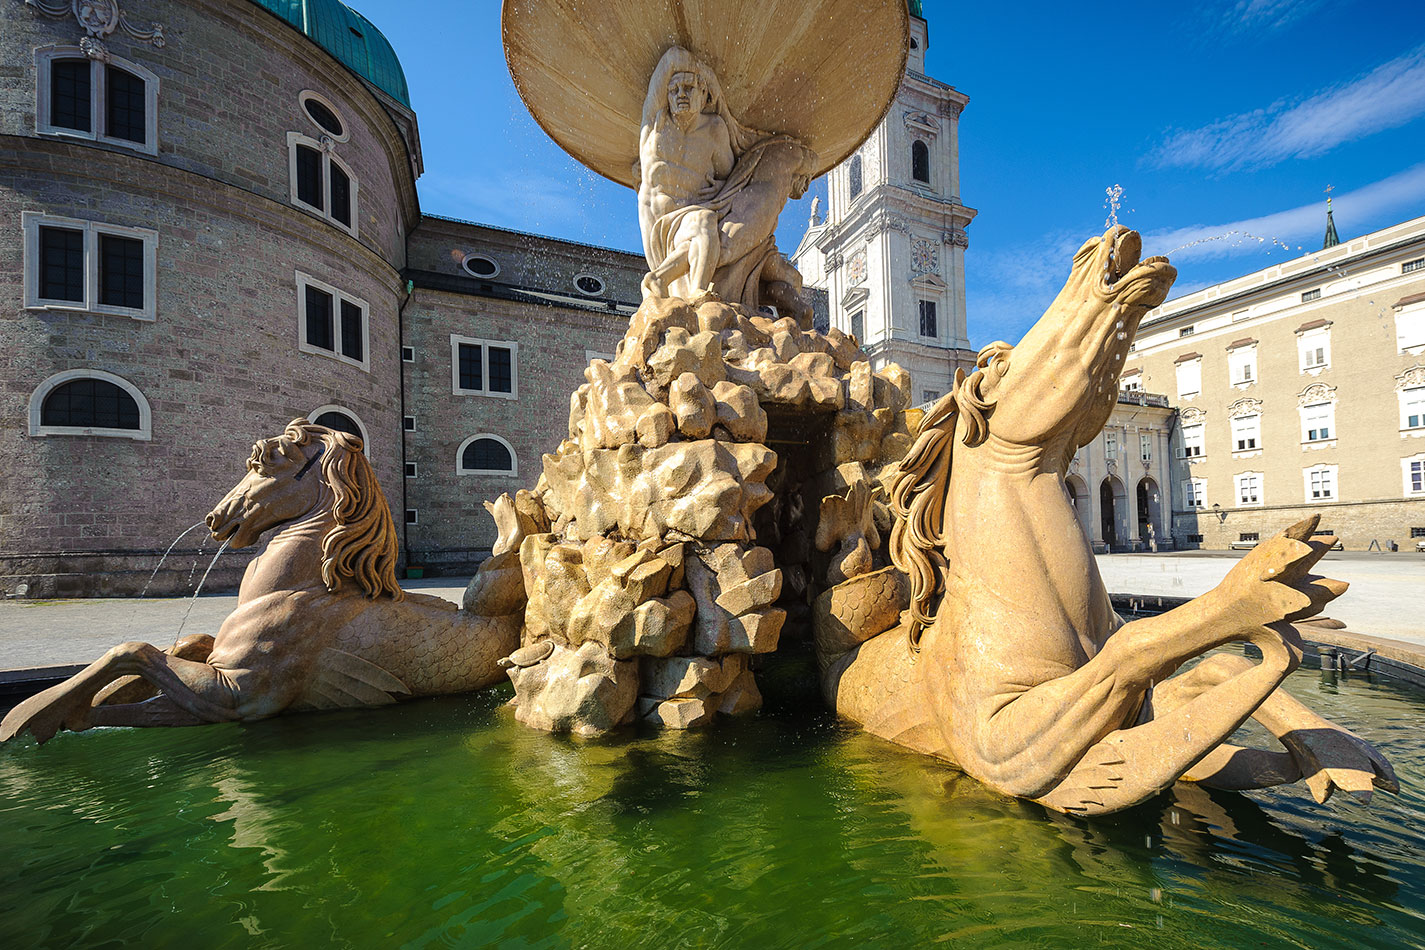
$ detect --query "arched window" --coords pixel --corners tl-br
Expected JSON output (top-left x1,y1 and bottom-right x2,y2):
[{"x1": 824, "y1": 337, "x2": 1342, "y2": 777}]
[
  {"x1": 29, "y1": 369, "x2": 151, "y2": 440},
  {"x1": 307, "y1": 404, "x2": 368, "y2": 451},
  {"x1": 911, "y1": 140, "x2": 930, "y2": 183},
  {"x1": 848, "y1": 155, "x2": 863, "y2": 200},
  {"x1": 458, "y1": 434, "x2": 517, "y2": 477}
]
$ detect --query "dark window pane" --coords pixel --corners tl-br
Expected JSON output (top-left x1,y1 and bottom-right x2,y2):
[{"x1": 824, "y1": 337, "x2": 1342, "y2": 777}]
[
  {"x1": 488, "y1": 346, "x2": 513, "y2": 393},
  {"x1": 99, "y1": 234, "x2": 145, "y2": 309},
  {"x1": 41, "y1": 378, "x2": 140, "y2": 429},
  {"x1": 849, "y1": 155, "x2": 862, "y2": 200},
  {"x1": 850, "y1": 310, "x2": 864, "y2": 340},
  {"x1": 911, "y1": 140, "x2": 930, "y2": 183},
  {"x1": 305, "y1": 285, "x2": 333, "y2": 351},
  {"x1": 303, "y1": 98, "x2": 343, "y2": 136},
  {"x1": 330, "y1": 162, "x2": 351, "y2": 226},
  {"x1": 464, "y1": 256, "x2": 497, "y2": 277},
  {"x1": 458, "y1": 342, "x2": 482, "y2": 391},
  {"x1": 339, "y1": 299, "x2": 363, "y2": 361},
  {"x1": 314, "y1": 411, "x2": 361, "y2": 439},
  {"x1": 39, "y1": 226, "x2": 85, "y2": 302},
  {"x1": 463, "y1": 437, "x2": 512, "y2": 471},
  {"x1": 50, "y1": 60, "x2": 91, "y2": 132},
  {"x1": 919, "y1": 300, "x2": 937, "y2": 337},
  {"x1": 105, "y1": 65, "x2": 146, "y2": 143},
  {"x1": 296, "y1": 145, "x2": 323, "y2": 208}
]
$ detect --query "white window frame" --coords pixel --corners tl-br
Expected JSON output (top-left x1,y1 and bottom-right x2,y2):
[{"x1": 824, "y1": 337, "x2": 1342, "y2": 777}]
[
  {"x1": 1397, "y1": 301, "x2": 1425, "y2": 353},
  {"x1": 28, "y1": 368, "x2": 152, "y2": 440},
  {"x1": 1140, "y1": 433, "x2": 1153, "y2": 464},
  {"x1": 1181, "y1": 423, "x2": 1205, "y2": 459},
  {"x1": 1231, "y1": 414, "x2": 1261, "y2": 454},
  {"x1": 1176, "y1": 358, "x2": 1201, "y2": 399},
  {"x1": 1104, "y1": 430, "x2": 1118, "y2": 460},
  {"x1": 1298, "y1": 327, "x2": 1331, "y2": 372},
  {"x1": 1183, "y1": 478, "x2": 1206, "y2": 509},
  {"x1": 1228, "y1": 346, "x2": 1257, "y2": 386},
  {"x1": 1304, "y1": 465, "x2": 1338, "y2": 502},
  {"x1": 295, "y1": 272, "x2": 370, "y2": 372},
  {"x1": 1234, "y1": 472, "x2": 1263, "y2": 508},
  {"x1": 1300, "y1": 401, "x2": 1336, "y2": 444},
  {"x1": 1403, "y1": 455, "x2": 1425, "y2": 496},
  {"x1": 22, "y1": 211, "x2": 157, "y2": 320},
  {"x1": 306, "y1": 404, "x2": 369, "y2": 449},
  {"x1": 286, "y1": 132, "x2": 359, "y2": 237},
  {"x1": 1121, "y1": 373, "x2": 1143, "y2": 392},
  {"x1": 35, "y1": 46, "x2": 159, "y2": 155},
  {"x1": 298, "y1": 90, "x2": 350, "y2": 143},
  {"x1": 456, "y1": 433, "x2": 519, "y2": 477},
  {"x1": 1402, "y1": 386, "x2": 1425, "y2": 432},
  {"x1": 405, "y1": 462, "x2": 418, "y2": 478},
  {"x1": 450, "y1": 334, "x2": 519, "y2": 400}
]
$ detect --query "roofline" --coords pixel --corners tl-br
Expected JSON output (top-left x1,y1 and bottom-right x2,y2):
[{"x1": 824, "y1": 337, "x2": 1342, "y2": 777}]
[{"x1": 418, "y1": 213, "x2": 644, "y2": 261}]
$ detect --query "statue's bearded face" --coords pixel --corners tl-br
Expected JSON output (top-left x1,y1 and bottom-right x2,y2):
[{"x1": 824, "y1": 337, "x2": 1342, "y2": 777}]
[{"x1": 667, "y1": 72, "x2": 706, "y2": 120}]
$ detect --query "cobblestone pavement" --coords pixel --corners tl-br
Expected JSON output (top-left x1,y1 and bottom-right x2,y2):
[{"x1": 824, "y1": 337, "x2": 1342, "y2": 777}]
[{"x1": 1, "y1": 553, "x2": 1421, "y2": 671}]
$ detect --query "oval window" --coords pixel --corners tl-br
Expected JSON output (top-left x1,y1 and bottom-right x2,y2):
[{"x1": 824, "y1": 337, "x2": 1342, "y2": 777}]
[
  {"x1": 574, "y1": 274, "x2": 604, "y2": 296},
  {"x1": 300, "y1": 93, "x2": 345, "y2": 139},
  {"x1": 463, "y1": 255, "x2": 499, "y2": 278}
]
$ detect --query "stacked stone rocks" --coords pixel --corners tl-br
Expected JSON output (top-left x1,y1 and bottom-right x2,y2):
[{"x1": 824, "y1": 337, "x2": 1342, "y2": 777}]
[{"x1": 498, "y1": 294, "x2": 913, "y2": 735}]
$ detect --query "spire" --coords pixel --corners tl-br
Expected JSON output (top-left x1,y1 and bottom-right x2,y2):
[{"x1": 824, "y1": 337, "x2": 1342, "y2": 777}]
[{"x1": 1322, "y1": 185, "x2": 1340, "y2": 249}]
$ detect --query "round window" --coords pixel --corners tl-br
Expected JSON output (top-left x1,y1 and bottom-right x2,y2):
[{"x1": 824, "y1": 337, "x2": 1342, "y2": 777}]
[
  {"x1": 463, "y1": 255, "x2": 499, "y2": 279},
  {"x1": 300, "y1": 93, "x2": 345, "y2": 139},
  {"x1": 574, "y1": 274, "x2": 605, "y2": 296}
]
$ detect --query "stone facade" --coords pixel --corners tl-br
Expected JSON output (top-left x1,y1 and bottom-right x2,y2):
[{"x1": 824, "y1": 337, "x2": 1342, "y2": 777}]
[
  {"x1": 1066, "y1": 393, "x2": 1178, "y2": 552},
  {"x1": 1124, "y1": 214, "x2": 1425, "y2": 551},
  {"x1": 792, "y1": 12, "x2": 979, "y2": 406}
]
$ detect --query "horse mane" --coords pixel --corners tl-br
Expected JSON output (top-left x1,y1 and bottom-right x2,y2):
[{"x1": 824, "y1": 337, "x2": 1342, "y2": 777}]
[
  {"x1": 888, "y1": 341, "x2": 1012, "y2": 650},
  {"x1": 283, "y1": 419, "x2": 405, "y2": 602}
]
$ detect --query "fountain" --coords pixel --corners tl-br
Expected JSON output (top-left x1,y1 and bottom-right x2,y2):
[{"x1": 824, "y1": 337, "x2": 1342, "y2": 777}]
[{"x1": 2, "y1": 0, "x2": 1423, "y2": 943}]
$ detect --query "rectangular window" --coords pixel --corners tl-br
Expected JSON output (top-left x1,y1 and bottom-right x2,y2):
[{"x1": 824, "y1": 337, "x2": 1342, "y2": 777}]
[
  {"x1": 402, "y1": 346, "x2": 416, "y2": 362},
  {"x1": 295, "y1": 272, "x2": 368, "y2": 371},
  {"x1": 288, "y1": 133, "x2": 358, "y2": 235},
  {"x1": 1140, "y1": 433, "x2": 1153, "y2": 463},
  {"x1": 1302, "y1": 288, "x2": 1321, "y2": 302},
  {"x1": 1181, "y1": 424, "x2": 1204, "y2": 458},
  {"x1": 1397, "y1": 303, "x2": 1425, "y2": 351},
  {"x1": 1121, "y1": 374, "x2": 1143, "y2": 392},
  {"x1": 105, "y1": 64, "x2": 146, "y2": 143},
  {"x1": 1186, "y1": 533, "x2": 1204, "y2": 543},
  {"x1": 38, "y1": 51, "x2": 157, "y2": 152},
  {"x1": 921, "y1": 389, "x2": 941, "y2": 404},
  {"x1": 1183, "y1": 479, "x2": 1206, "y2": 508},
  {"x1": 451, "y1": 335, "x2": 519, "y2": 398},
  {"x1": 918, "y1": 300, "x2": 937, "y2": 337},
  {"x1": 405, "y1": 462, "x2": 418, "y2": 478},
  {"x1": 1176, "y1": 359, "x2": 1201, "y2": 398},
  {"x1": 50, "y1": 59, "x2": 91, "y2": 132},
  {"x1": 1302, "y1": 402, "x2": 1334, "y2": 442},
  {"x1": 23, "y1": 212, "x2": 156, "y2": 318},
  {"x1": 1404, "y1": 258, "x2": 1425, "y2": 275},
  {"x1": 1228, "y1": 346, "x2": 1257, "y2": 385},
  {"x1": 404, "y1": 416, "x2": 416, "y2": 431},
  {"x1": 1179, "y1": 326, "x2": 1195, "y2": 337},
  {"x1": 1235, "y1": 473, "x2": 1261, "y2": 507},
  {"x1": 1404, "y1": 388, "x2": 1425, "y2": 430},
  {"x1": 1104, "y1": 431, "x2": 1118, "y2": 460},
  {"x1": 405, "y1": 509, "x2": 418, "y2": 525},
  {"x1": 850, "y1": 310, "x2": 865, "y2": 341},
  {"x1": 39, "y1": 226, "x2": 85, "y2": 302},
  {"x1": 1408, "y1": 460, "x2": 1424, "y2": 494},
  {"x1": 1412, "y1": 526, "x2": 1425, "y2": 538},
  {"x1": 1231, "y1": 414, "x2": 1260, "y2": 452},
  {"x1": 1308, "y1": 468, "x2": 1336, "y2": 500},
  {"x1": 1299, "y1": 327, "x2": 1331, "y2": 371},
  {"x1": 1239, "y1": 532, "x2": 1260, "y2": 542}
]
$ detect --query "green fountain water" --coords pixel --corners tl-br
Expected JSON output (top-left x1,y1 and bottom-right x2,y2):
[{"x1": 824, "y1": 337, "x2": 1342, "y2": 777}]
[{"x1": 3, "y1": 646, "x2": 1422, "y2": 949}]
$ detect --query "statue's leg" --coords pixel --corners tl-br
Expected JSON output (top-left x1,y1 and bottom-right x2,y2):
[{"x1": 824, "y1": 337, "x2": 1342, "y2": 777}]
[
  {"x1": 0, "y1": 641, "x2": 240, "y2": 745},
  {"x1": 93, "y1": 633, "x2": 216, "y2": 707},
  {"x1": 89, "y1": 694, "x2": 212, "y2": 728},
  {"x1": 1158, "y1": 653, "x2": 1397, "y2": 802},
  {"x1": 681, "y1": 209, "x2": 720, "y2": 294}
]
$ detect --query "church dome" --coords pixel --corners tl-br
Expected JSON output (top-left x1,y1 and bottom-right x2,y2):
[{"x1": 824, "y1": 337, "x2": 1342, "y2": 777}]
[{"x1": 248, "y1": 0, "x2": 411, "y2": 107}]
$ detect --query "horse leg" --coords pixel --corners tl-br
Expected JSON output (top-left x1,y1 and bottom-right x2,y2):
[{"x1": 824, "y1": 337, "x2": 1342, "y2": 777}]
[
  {"x1": 93, "y1": 634, "x2": 216, "y2": 707},
  {"x1": 1161, "y1": 653, "x2": 1398, "y2": 803},
  {"x1": 0, "y1": 640, "x2": 239, "y2": 745},
  {"x1": 89, "y1": 694, "x2": 212, "y2": 728}
]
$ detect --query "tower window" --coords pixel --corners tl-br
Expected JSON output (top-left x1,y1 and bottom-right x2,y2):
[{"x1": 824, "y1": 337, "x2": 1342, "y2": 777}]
[
  {"x1": 911, "y1": 140, "x2": 930, "y2": 184},
  {"x1": 300, "y1": 92, "x2": 346, "y2": 139},
  {"x1": 451, "y1": 335, "x2": 519, "y2": 399},
  {"x1": 36, "y1": 48, "x2": 158, "y2": 153},
  {"x1": 23, "y1": 212, "x2": 157, "y2": 319},
  {"x1": 849, "y1": 155, "x2": 863, "y2": 200},
  {"x1": 458, "y1": 434, "x2": 518, "y2": 476},
  {"x1": 287, "y1": 132, "x2": 358, "y2": 235},
  {"x1": 296, "y1": 272, "x2": 369, "y2": 370},
  {"x1": 918, "y1": 300, "x2": 937, "y2": 337},
  {"x1": 849, "y1": 310, "x2": 865, "y2": 341},
  {"x1": 29, "y1": 370, "x2": 152, "y2": 440}
]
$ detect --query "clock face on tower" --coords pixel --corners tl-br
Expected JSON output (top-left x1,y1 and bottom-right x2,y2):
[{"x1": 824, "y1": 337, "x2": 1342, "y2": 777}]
[
  {"x1": 912, "y1": 237, "x2": 938, "y2": 274},
  {"x1": 848, "y1": 250, "x2": 868, "y2": 284}
]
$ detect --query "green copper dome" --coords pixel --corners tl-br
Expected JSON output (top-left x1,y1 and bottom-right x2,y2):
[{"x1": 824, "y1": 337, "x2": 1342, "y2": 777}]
[
  {"x1": 248, "y1": 0, "x2": 411, "y2": 107},
  {"x1": 908, "y1": 0, "x2": 923, "y2": 18}
]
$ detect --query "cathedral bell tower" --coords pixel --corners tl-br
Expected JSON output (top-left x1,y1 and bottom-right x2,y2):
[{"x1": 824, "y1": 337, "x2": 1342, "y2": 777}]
[{"x1": 792, "y1": 5, "x2": 978, "y2": 405}]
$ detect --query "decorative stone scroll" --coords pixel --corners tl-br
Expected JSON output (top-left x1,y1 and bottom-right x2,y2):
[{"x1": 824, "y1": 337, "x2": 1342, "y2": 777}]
[
  {"x1": 1298, "y1": 382, "x2": 1337, "y2": 407},
  {"x1": 1227, "y1": 397, "x2": 1263, "y2": 418},
  {"x1": 26, "y1": 0, "x2": 166, "y2": 60},
  {"x1": 1396, "y1": 364, "x2": 1425, "y2": 391}
]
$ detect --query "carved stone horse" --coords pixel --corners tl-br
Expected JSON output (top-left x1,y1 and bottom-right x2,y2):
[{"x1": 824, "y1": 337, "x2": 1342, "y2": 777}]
[
  {"x1": 817, "y1": 227, "x2": 1397, "y2": 816},
  {"x1": 2, "y1": 420, "x2": 527, "y2": 745}
]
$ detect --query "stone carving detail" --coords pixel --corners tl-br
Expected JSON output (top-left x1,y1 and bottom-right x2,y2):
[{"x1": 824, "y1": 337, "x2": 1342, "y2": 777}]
[
  {"x1": 637, "y1": 47, "x2": 815, "y2": 324},
  {"x1": 26, "y1": 0, "x2": 166, "y2": 54},
  {"x1": 867, "y1": 211, "x2": 908, "y2": 237},
  {"x1": 904, "y1": 111, "x2": 938, "y2": 136},
  {"x1": 847, "y1": 249, "x2": 867, "y2": 285},
  {"x1": 1396, "y1": 364, "x2": 1425, "y2": 391},
  {"x1": 2, "y1": 421, "x2": 528, "y2": 745},
  {"x1": 825, "y1": 250, "x2": 843, "y2": 271},
  {"x1": 1180, "y1": 406, "x2": 1207, "y2": 423},
  {"x1": 1227, "y1": 397, "x2": 1263, "y2": 418},
  {"x1": 1298, "y1": 382, "x2": 1337, "y2": 407},
  {"x1": 814, "y1": 227, "x2": 1397, "y2": 816},
  {"x1": 911, "y1": 238, "x2": 938, "y2": 275},
  {"x1": 938, "y1": 99, "x2": 964, "y2": 119},
  {"x1": 944, "y1": 228, "x2": 969, "y2": 249}
]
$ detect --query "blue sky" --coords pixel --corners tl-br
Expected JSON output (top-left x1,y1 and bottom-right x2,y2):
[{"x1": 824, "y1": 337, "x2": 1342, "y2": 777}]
[{"x1": 357, "y1": 0, "x2": 1425, "y2": 345}]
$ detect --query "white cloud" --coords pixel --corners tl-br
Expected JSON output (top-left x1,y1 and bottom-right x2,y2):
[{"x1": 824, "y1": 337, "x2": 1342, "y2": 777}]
[
  {"x1": 1142, "y1": 162, "x2": 1425, "y2": 263},
  {"x1": 1219, "y1": 0, "x2": 1329, "y2": 32},
  {"x1": 1149, "y1": 44, "x2": 1425, "y2": 170}
]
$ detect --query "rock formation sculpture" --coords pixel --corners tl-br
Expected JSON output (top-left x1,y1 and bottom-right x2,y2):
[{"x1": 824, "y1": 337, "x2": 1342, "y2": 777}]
[
  {"x1": 0, "y1": 421, "x2": 526, "y2": 745},
  {"x1": 813, "y1": 227, "x2": 1400, "y2": 815}
]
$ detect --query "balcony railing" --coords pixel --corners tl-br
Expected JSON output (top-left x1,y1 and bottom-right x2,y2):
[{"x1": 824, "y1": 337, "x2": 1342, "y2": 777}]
[{"x1": 1116, "y1": 390, "x2": 1170, "y2": 408}]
